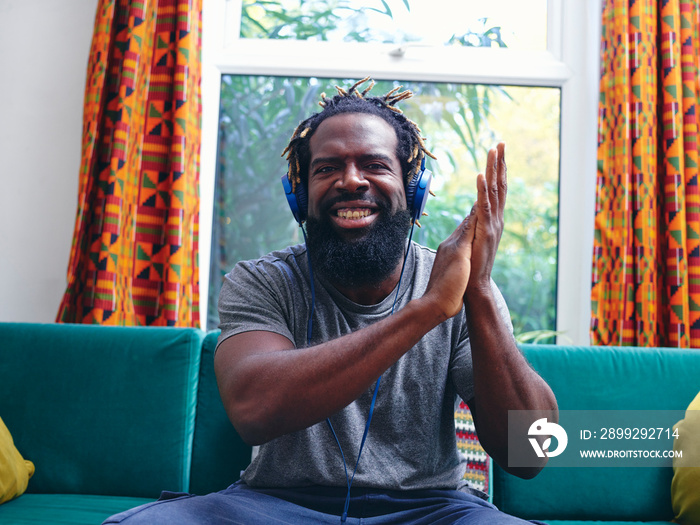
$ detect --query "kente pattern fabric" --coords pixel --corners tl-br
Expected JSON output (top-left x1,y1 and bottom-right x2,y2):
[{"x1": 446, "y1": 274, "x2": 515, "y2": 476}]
[
  {"x1": 57, "y1": 0, "x2": 202, "y2": 326},
  {"x1": 455, "y1": 400, "x2": 489, "y2": 494},
  {"x1": 592, "y1": 0, "x2": 700, "y2": 347}
]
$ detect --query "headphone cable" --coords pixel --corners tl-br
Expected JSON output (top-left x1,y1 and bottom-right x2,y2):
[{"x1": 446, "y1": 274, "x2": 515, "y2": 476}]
[{"x1": 302, "y1": 222, "x2": 417, "y2": 523}]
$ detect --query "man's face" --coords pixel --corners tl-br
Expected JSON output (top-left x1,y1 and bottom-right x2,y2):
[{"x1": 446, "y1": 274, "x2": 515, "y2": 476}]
[
  {"x1": 304, "y1": 112, "x2": 411, "y2": 289},
  {"x1": 306, "y1": 112, "x2": 407, "y2": 237}
]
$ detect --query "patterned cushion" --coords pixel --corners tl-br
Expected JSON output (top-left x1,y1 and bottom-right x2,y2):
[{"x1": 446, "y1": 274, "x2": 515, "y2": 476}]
[
  {"x1": 0, "y1": 417, "x2": 34, "y2": 504},
  {"x1": 671, "y1": 390, "x2": 700, "y2": 524},
  {"x1": 455, "y1": 400, "x2": 490, "y2": 496}
]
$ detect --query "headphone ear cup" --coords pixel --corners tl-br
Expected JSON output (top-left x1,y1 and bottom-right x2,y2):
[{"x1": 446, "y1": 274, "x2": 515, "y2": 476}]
[
  {"x1": 295, "y1": 182, "x2": 308, "y2": 223},
  {"x1": 281, "y1": 174, "x2": 308, "y2": 225},
  {"x1": 405, "y1": 167, "x2": 433, "y2": 222}
]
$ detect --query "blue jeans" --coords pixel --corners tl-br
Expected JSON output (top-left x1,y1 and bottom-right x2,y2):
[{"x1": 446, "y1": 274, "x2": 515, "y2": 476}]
[{"x1": 103, "y1": 481, "x2": 547, "y2": 524}]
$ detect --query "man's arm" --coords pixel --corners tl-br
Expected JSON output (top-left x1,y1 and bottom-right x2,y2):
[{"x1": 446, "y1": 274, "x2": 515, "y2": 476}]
[
  {"x1": 464, "y1": 143, "x2": 558, "y2": 479},
  {"x1": 215, "y1": 211, "x2": 478, "y2": 446}
]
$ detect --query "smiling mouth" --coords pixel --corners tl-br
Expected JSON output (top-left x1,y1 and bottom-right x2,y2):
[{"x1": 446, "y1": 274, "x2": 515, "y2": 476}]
[{"x1": 337, "y1": 208, "x2": 373, "y2": 220}]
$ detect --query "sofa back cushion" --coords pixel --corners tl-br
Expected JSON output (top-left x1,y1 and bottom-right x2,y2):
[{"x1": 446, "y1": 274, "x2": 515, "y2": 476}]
[
  {"x1": 492, "y1": 344, "x2": 700, "y2": 522},
  {"x1": 189, "y1": 330, "x2": 253, "y2": 494},
  {"x1": 0, "y1": 323, "x2": 203, "y2": 499}
]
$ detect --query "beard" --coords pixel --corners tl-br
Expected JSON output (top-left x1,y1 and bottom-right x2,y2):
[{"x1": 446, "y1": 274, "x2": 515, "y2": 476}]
[{"x1": 305, "y1": 200, "x2": 411, "y2": 289}]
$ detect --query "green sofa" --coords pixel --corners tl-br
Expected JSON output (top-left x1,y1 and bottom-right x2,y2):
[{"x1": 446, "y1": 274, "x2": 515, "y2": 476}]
[{"x1": 0, "y1": 322, "x2": 698, "y2": 524}]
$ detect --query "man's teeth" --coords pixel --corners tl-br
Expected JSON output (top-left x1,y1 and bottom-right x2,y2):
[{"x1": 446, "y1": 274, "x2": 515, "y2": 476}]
[{"x1": 337, "y1": 209, "x2": 371, "y2": 220}]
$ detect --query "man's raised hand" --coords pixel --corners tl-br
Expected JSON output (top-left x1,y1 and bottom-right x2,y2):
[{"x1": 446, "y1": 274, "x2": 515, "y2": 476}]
[
  {"x1": 467, "y1": 142, "x2": 506, "y2": 298},
  {"x1": 422, "y1": 208, "x2": 478, "y2": 322}
]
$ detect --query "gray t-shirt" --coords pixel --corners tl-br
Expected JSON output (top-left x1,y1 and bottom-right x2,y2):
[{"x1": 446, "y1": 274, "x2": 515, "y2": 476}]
[{"x1": 217, "y1": 242, "x2": 511, "y2": 491}]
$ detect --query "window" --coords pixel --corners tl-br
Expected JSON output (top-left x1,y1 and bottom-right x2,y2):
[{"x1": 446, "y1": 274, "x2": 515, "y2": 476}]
[
  {"x1": 237, "y1": 0, "x2": 547, "y2": 51},
  {"x1": 200, "y1": 0, "x2": 601, "y2": 345}
]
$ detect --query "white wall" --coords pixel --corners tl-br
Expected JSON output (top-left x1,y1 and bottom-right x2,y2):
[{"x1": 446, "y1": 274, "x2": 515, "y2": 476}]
[{"x1": 0, "y1": 0, "x2": 98, "y2": 322}]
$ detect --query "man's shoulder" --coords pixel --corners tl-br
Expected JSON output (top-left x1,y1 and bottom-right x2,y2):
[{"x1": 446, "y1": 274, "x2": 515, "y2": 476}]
[
  {"x1": 410, "y1": 241, "x2": 437, "y2": 266},
  {"x1": 236, "y1": 244, "x2": 307, "y2": 270},
  {"x1": 411, "y1": 241, "x2": 437, "y2": 256},
  {"x1": 227, "y1": 244, "x2": 310, "y2": 289}
]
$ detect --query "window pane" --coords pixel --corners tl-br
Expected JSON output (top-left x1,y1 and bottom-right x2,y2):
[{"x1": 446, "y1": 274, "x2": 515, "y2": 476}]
[
  {"x1": 208, "y1": 76, "x2": 559, "y2": 341},
  {"x1": 235, "y1": 0, "x2": 547, "y2": 50}
]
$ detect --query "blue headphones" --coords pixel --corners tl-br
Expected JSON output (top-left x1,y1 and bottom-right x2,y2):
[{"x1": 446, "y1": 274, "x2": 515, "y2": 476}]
[{"x1": 281, "y1": 158, "x2": 433, "y2": 225}]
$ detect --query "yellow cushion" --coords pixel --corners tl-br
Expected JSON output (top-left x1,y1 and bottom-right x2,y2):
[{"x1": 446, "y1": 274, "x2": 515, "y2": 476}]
[
  {"x1": 0, "y1": 416, "x2": 35, "y2": 504},
  {"x1": 671, "y1": 391, "x2": 700, "y2": 524}
]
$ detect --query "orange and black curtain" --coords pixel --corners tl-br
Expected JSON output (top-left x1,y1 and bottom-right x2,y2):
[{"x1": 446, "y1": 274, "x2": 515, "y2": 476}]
[
  {"x1": 592, "y1": 0, "x2": 700, "y2": 347},
  {"x1": 57, "y1": 0, "x2": 202, "y2": 327}
]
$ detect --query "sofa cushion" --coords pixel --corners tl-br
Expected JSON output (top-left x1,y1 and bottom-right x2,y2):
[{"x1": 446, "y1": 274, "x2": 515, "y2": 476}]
[
  {"x1": 671, "y1": 390, "x2": 700, "y2": 524},
  {"x1": 0, "y1": 323, "x2": 203, "y2": 498},
  {"x1": 493, "y1": 344, "x2": 700, "y2": 522},
  {"x1": 455, "y1": 400, "x2": 490, "y2": 498},
  {"x1": 0, "y1": 493, "x2": 153, "y2": 524},
  {"x1": 189, "y1": 330, "x2": 253, "y2": 495},
  {"x1": 0, "y1": 416, "x2": 34, "y2": 504}
]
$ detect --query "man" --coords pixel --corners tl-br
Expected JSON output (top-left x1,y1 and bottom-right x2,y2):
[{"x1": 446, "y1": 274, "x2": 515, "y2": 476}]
[{"x1": 105, "y1": 78, "x2": 557, "y2": 524}]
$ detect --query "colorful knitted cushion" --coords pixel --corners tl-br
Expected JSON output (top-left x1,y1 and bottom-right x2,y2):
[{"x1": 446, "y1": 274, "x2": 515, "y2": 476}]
[{"x1": 455, "y1": 400, "x2": 490, "y2": 496}]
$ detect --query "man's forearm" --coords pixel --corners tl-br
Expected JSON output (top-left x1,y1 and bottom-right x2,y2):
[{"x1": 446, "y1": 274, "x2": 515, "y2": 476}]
[
  {"x1": 465, "y1": 288, "x2": 558, "y2": 477},
  {"x1": 219, "y1": 208, "x2": 479, "y2": 446},
  {"x1": 216, "y1": 296, "x2": 447, "y2": 445}
]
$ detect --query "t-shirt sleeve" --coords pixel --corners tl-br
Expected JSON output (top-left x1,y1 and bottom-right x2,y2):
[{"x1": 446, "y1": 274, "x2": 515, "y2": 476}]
[
  {"x1": 216, "y1": 259, "x2": 298, "y2": 352},
  {"x1": 450, "y1": 279, "x2": 513, "y2": 402}
]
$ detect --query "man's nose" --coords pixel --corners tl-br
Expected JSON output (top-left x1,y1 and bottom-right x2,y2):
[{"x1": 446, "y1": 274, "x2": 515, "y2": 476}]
[{"x1": 336, "y1": 165, "x2": 369, "y2": 193}]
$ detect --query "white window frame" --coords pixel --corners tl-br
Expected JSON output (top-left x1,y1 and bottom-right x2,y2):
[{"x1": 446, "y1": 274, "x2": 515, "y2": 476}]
[{"x1": 200, "y1": 0, "x2": 601, "y2": 345}]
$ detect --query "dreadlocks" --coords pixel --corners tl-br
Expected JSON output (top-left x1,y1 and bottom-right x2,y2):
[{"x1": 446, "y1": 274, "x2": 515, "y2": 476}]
[{"x1": 281, "y1": 77, "x2": 437, "y2": 194}]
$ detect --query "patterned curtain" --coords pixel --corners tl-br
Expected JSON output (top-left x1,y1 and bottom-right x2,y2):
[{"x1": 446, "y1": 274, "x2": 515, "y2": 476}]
[
  {"x1": 57, "y1": 0, "x2": 202, "y2": 327},
  {"x1": 591, "y1": 0, "x2": 700, "y2": 347}
]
